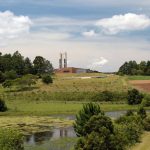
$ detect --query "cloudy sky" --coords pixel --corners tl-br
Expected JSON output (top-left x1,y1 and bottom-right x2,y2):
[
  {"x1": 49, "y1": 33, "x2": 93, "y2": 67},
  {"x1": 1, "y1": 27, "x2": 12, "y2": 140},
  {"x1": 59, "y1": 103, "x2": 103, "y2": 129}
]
[{"x1": 0, "y1": 0, "x2": 150, "y2": 72}]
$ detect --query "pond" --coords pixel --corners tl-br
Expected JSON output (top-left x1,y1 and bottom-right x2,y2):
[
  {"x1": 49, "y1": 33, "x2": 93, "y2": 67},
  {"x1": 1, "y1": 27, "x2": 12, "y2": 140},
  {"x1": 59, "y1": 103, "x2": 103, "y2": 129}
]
[{"x1": 24, "y1": 110, "x2": 149, "y2": 150}]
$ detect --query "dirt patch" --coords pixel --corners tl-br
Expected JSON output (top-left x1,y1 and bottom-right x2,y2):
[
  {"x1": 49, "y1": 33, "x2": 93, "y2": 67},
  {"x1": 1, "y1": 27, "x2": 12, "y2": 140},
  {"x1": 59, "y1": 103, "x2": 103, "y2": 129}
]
[{"x1": 129, "y1": 80, "x2": 150, "y2": 93}]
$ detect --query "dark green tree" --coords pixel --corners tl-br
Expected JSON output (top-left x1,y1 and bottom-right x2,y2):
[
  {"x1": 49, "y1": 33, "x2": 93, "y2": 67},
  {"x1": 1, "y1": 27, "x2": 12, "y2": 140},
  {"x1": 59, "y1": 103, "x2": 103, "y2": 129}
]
[
  {"x1": 127, "y1": 89, "x2": 143, "y2": 105},
  {"x1": 73, "y1": 103, "x2": 104, "y2": 137},
  {"x1": 33, "y1": 56, "x2": 53, "y2": 75}
]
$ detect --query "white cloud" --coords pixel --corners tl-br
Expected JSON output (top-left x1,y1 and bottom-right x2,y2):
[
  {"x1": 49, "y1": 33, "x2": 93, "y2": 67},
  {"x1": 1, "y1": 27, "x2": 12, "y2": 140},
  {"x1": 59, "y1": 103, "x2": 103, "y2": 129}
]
[
  {"x1": 0, "y1": 11, "x2": 32, "y2": 42},
  {"x1": 88, "y1": 57, "x2": 108, "y2": 69},
  {"x1": 82, "y1": 30, "x2": 96, "y2": 37},
  {"x1": 96, "y1": 13, "x2": 150, "y2": 35}
]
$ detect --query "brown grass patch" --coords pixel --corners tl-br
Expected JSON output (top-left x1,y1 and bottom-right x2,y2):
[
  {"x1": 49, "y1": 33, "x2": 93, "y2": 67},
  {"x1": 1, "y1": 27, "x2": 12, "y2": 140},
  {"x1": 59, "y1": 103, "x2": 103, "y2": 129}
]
[{"x1": 129, "y1": 80, "x2": 150, "y2": 93}]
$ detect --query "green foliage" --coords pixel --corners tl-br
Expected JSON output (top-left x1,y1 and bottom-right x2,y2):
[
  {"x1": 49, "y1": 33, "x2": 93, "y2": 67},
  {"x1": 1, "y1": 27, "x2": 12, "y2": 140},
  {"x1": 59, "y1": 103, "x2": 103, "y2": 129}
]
[
  {"x1": 75, "y1": 114, "x2": 126, "y2": 150},
  {"x1": 142, "y1": 94, "x2": 150, "y2": 107},
  {"x1": 0, "y1": 128, "x2": 24, "y2": 150},
  {"x1": 126, "y1": 110, "x2": 134, "y2": 116},
  {"x1": 0, "y1": 71, "x2": 5, "y2": 83},
  {"x1": 73, "y1": 103, "x2": 104, "y2": 137},
  {"x1": 0, "y1": 51, "x2": 53, "y2": 82},
  {"x1": 92, "y1": 91, "x2": 127, "y2": 102},
  {"x1": 42, "y1": 74, "x2": 53, "y2": 84},
  {"x1": 33, "y1": 56, "x2": 53, "y2": 75},
  {"x1": 127, "y1": 89, "x2": 143, "y2": 105},
  {"x1": 4, "y1": 70, "x2": 17, "y2": 80},
  {"x1": 0, "y1": 99, "x2": 7, "y2": 112},
  {"x1": 137, "y1": 106, "x2": 147, "y2": 119},
  {"x1": 115, "y1": 114, "x2": 143, "y2": 146},
  {"x1": 143, "y1": 116, "x2": 150, "y2": 131},
  {"x1": 118, "y1": 60, "x2": 150, "y2": 75}
]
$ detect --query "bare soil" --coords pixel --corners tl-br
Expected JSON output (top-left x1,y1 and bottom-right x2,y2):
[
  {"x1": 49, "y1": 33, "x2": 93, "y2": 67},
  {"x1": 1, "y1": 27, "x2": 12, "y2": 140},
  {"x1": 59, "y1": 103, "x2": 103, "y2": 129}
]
[{"x1": 129, "y1": 80, "x2": 150, "y2": 93}]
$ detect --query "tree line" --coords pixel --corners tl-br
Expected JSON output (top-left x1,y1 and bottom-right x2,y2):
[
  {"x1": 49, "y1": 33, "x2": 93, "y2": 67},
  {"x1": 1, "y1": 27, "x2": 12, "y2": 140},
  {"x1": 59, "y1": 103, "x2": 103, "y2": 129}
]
[
  {"x1": 0, "y1": 51, "x2": 53, "y2": 83},
  {"x1": 118, "y1": 60, "x2": 150, "y2": 75}
]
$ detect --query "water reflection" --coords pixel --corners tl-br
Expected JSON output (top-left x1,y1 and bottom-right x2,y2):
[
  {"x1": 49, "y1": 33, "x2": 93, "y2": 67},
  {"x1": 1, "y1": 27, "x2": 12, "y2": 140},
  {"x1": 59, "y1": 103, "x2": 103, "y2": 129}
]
[{"x1": 25, "y1": 127, "x2": 76, "y2": 145}]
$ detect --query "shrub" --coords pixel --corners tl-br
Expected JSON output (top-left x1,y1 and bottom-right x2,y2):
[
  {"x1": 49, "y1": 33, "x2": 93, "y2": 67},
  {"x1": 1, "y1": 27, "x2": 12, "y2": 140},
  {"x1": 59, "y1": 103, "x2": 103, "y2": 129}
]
[
  {"x1": 142, "y1": 94, "x2": 150, "y2": 107},
  {"x1": 127, "y1": 89, "x2": 143, "y2": 105},
  {"x1": 126, "y1": 110, "x2": 134, "y2": 116},
  {"x1": 143, "y1": 116, "x2": 150, "y2": 131},
  {"x1": 4, "y1": 70, "x2": 17, "y2": 80},
  {"x1": 137, "y1": 106, "x2": 147, "y2": 119},
  {"x1": 0, "y1": 71, "x2": 5, "y2": 83},
  {"x1": 0, "y1": 128, "x2": 24, "y2": 150},
  {"x1": 0, "y1": 99, "x2": 7, "y2": 112},
  {"x1": 42, "y1": 74, "x2": 53, "y2": 84},
  {"x1": 73, "y1": 103, "x2": 104, "y2": 137}
]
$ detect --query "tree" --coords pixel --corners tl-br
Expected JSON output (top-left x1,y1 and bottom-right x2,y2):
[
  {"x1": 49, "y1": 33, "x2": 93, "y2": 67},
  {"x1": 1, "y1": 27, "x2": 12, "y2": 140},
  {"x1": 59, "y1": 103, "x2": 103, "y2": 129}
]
[
  {"x1": 73, "y1": 103, "x2": 104, "y2": 137},
  {"x1": 75, "y1": 114, "x2": 125, "y2": 150},
  {"x1": 0, "y1": 98, "x2": 7, "y2": 112},
  {"x1": 24, "y1": 57, "x2": 33, "y2": 74},
  {"x1": 127, "y1": 89, "x2": 143, "y2": 105},
  {"x1": 42, "y1": 74, "x2": 53, "y2": 84},
  {"x1": 33, "y1": 56, "x2": 53, "y2": 75}
]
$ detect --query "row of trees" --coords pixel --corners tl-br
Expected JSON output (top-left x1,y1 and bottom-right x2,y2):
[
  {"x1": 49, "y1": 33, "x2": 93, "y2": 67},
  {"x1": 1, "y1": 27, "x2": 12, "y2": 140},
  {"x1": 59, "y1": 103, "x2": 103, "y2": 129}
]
[
  {"x1": 0, "y1": 51, "x2": 53, "y2": 83},
  {"x1": 118, "y1": 60, "x2": 150, "y2": 75}
]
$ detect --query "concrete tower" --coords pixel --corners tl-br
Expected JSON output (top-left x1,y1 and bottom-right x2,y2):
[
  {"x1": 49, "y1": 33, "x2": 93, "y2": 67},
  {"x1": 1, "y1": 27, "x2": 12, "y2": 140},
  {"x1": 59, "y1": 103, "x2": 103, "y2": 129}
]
[{"x1": 59, "y1": 52, "x2": 67, "y2": 69}]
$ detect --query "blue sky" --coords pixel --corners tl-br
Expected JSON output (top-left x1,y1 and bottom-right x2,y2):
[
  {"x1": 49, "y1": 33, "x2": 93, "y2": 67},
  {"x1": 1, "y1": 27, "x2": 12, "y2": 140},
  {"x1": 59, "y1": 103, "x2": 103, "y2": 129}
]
[{"x1": 0, "y1": 0, "x2": 150, "y2": 72}]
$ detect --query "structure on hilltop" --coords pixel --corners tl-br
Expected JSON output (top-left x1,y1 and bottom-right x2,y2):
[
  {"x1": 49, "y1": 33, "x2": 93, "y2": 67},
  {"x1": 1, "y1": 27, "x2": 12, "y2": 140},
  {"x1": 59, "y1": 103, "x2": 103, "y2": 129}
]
[{"x1": 55, "y1": 52, "x2": 96, "y2": 73}]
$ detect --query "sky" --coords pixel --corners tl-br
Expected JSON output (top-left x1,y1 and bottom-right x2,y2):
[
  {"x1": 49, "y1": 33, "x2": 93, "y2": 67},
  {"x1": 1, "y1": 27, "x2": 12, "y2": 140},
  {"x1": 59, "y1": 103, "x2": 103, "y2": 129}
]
[{"x1": 0, "y1": 0, "x2": 150, "y2": 72}]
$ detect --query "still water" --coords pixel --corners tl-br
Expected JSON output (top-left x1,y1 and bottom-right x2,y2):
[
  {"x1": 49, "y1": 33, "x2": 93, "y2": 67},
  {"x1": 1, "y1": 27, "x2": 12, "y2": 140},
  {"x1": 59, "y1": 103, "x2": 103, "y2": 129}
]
[{"x1": 24, "y1": 111, "x2": 128, "y2": 150}]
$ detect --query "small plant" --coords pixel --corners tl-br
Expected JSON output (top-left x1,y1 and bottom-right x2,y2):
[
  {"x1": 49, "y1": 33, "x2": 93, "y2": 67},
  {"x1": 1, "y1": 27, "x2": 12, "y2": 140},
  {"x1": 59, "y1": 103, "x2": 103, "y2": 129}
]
[
  {"x1": 127, "y1": 89, "x2": 143, "y2": 105},
  {"x1": 42, "y1": 74, "x2": 53, "y2": 84},
  {"x1": 0, "y1": 98, "x2": 7, "y2": 112}
]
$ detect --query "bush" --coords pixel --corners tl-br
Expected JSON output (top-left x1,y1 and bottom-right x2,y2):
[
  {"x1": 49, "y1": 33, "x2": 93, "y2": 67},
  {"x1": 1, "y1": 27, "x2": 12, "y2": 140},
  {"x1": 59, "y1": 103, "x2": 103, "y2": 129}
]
[
  {"x1": 75, "y1": 114, "x2": 126, "y2": 150},
  {"x1": 0, "y1": 71, "x2": 5, "y2": 83},
  {"x1": 73, "y1": 103, "x2": 104, "y2": 137},
  {"x1": 42, "y1": 74, "x2": 53, "y2": 84},
  {"x1": 115, "y1": 115, "x2": 143, "y2": 145},
  {"x1": 127, "y1": 89, "x2": 143, "y2": 105},
  {"x1": 0, "y1": 128, "x2": 24, "y2": 150},
  {"x1": 143, "y1": 116, "x2": 150, "y2": 131},
  {"x1": 137, "y1": 106, "x2": 147, "y2": 119},
  {"x1": 4, "y1": 70, "x2": 17, "y2": 80},
  {"x1": 142, "y1": 94, "x2": 150, "y2": 107},
  {"x1": 0, "y1": 99, "x2": 7, "y2": 112}
]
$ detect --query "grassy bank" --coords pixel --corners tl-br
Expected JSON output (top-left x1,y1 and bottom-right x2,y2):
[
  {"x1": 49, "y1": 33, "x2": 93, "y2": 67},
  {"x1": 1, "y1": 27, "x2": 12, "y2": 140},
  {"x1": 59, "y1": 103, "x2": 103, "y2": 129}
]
[
  {"x1": 0, "y1": 100, "x2": 149, "y2": 116},
  {"x1": 128, "y1": 75, "x2": 150, "y2": 80},
  {"x1": 131, "y1": 132, "x2": 150, "y2": 150}
]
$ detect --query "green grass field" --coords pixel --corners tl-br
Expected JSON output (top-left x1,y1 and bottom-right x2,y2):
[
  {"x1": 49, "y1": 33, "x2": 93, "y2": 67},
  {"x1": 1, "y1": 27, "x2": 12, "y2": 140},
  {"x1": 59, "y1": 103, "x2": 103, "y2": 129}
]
[{"x1": 128, "y1": 75, "x2": 150, "y2": 80}]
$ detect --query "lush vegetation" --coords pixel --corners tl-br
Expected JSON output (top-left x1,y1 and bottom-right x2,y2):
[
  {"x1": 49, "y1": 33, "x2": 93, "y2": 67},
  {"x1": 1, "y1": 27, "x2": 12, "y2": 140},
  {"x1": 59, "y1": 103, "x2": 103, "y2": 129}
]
[
  {"x1": 118, "y1": 60, "x2": 150, "y2": 75},
  {"x1": 0, "y1": 128, "x2": 24, "y2": 150},
  {"x1": 0, "y1": 51, "x2": 53, "y2": 83},
  {"x1": 74, "y1": 103, "x2": 150, "y2": 150},
  {"x1": 127, "y1": 89, "x2": 143, "y2": 105}
]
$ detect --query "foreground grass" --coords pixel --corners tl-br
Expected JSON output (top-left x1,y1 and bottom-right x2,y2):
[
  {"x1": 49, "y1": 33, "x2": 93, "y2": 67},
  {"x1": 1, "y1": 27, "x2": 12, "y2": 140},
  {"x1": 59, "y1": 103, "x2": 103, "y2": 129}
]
[{"x1": 131, "y1": 132, "x2": 150, "y2": 150}]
